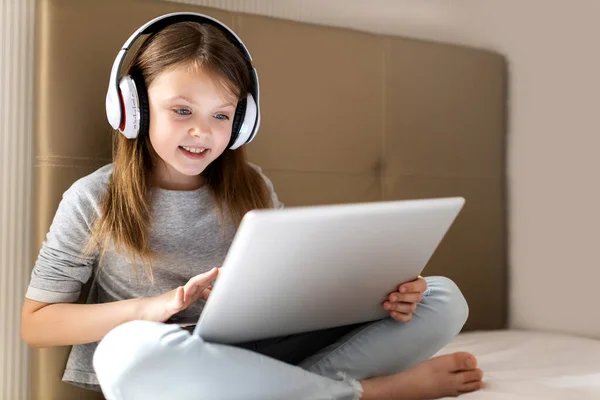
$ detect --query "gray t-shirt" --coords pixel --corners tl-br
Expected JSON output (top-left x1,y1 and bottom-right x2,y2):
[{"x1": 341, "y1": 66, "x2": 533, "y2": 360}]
[{"x1": 25, "y1": 163, "x2": 282, "y2": 391}]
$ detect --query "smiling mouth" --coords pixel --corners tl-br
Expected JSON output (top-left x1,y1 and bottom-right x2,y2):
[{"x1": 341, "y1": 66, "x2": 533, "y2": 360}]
[
  {"x1": 180, "y1": 146, "x2": 207, "y2": 154},
  {"x1": 179, "y1": 146, "x2": 210, "y2": 159}
]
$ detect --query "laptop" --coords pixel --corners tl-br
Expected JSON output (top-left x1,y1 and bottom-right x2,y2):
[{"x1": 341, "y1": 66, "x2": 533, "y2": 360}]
[{"x1": 194, "y1": 196, "x2": 465, "y2": 344}]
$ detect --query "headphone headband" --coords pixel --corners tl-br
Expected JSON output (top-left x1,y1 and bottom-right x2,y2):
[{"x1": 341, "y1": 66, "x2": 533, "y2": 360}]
[{"x1": 106, "y1": 12, "x2": 260, "y2": 149}]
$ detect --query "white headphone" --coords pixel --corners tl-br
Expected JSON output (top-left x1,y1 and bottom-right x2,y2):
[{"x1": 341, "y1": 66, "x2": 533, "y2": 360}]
[{"x1": 105, "y1": 12, "x2": 261, "y2": 150}]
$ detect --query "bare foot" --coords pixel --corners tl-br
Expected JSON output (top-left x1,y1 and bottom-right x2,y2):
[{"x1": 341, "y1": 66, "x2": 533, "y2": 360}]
[{"x1": 360, "y1": 352, "x2": 483, "y2": 400}]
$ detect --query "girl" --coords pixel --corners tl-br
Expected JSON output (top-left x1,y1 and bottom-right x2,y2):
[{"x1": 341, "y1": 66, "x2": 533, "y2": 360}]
[{"x1": 21, "y1": 13, "x2": 483, "y2": 400}]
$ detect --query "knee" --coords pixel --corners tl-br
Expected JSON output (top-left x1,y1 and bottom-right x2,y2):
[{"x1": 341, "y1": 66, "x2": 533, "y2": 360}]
[
  {"x1": 93, "y1": 320, "x2": 189, "y2": 397},
  {"x1": 423, "y1": 276, "x2": 469, "y2": 334}
]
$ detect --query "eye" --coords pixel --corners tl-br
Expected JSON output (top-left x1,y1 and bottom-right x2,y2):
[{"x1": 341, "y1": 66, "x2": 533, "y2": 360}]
[
  {"x1": 173, "y1": 108, "x2": 191, "y2": 116},
  {"x1": 214, "y1": 113, "x2": 230, "y2": 121}
]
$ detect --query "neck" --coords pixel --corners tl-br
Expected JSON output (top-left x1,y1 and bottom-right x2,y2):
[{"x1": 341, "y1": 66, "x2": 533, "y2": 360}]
[{"x1": 152, "y1": 163, "x2": 205, "y2": 191}]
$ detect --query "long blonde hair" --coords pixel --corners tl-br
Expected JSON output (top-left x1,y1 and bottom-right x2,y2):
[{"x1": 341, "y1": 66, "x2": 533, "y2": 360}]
[{"x1": 88, "y1": 21, "x2": 273, "y2": 277}]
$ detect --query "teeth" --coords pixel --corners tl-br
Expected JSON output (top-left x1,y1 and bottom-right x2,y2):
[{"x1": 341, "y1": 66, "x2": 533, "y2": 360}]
[{"x1": 182, "y1": 146, "x2": 206, "y2": 154}]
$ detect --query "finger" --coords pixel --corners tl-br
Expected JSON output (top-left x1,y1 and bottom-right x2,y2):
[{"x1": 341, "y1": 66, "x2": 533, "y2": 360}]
[
  {"x1": 188, "y1": 267, "x2": 219, "y2": 285},
  {"x1": 398, "y1": 276, "x2": 426, "y2": 293},
  {"x1": 184, "y1": 268, "x2": 219, "y2": 292},
  {"x1": 388, "y1": 292, "x2": 421, "y2": 303},
  {"x1": 184, "y1": 271, "x2": 219, "y2": 305},
  {"x1": 200, "y1": 288, "x2": 211, "y2": 301},
  {"x1": 390, "y1": 311, "x2": 412, "y2": 322},
  {"x1": 384, "y1": 301, "x2": 416, "y2": 314},
  {"x1": 399, "y1": 276, "x2": 427, "y2": 293},
  {"x1": 184, "y1": 285, "x2": 207, "y2": 306}
]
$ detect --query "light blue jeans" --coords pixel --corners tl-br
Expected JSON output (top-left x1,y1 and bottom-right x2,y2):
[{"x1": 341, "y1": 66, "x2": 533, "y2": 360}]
[{"x1": 93, "y1": 276, "x2": 468, "y2": 400}]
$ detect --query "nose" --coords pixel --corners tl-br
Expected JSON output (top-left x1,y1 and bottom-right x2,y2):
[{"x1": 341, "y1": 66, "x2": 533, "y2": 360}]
[{"x1": 187, "y1": 117, "x2": 211, "y2": 138}]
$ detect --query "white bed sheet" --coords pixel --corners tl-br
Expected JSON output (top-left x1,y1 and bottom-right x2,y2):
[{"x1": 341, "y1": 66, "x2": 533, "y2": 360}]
[{"x1": 434, "y1": 330, "x2": 600, "y2": 399}]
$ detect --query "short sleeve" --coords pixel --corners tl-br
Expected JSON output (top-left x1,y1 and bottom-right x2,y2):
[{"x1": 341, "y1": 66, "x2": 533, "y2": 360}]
[{"x1": 26, "y1": 185, "x2": 100, "y2": 303}]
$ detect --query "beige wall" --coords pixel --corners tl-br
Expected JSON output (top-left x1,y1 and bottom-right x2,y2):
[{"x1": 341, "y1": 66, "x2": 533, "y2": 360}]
[
  {"x1": 172, "y1": 0, "x2": 600, "y2": 338},
  {"x1": 453, "y1": 1, "x2": 599, "y2": 338}
]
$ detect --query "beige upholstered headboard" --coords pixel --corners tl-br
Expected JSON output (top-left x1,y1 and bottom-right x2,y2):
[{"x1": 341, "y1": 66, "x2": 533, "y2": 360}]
[{"x1": 31, "y1": 0, "x2": 507, "y2": 398}]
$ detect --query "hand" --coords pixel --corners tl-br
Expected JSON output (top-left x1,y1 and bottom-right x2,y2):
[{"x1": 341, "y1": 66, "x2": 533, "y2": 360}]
[
  {"x1": 383, "y1": 276, "x2": 427, "y2": 322},
  {"x1": 140, "y1": 267, "x2": 219, "y2": 323}
]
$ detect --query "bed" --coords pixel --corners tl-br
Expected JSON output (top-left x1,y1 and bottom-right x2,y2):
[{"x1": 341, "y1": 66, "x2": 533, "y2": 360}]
[
  {"x1": 29, "y1": 0, "x2": 600, "y2": 398},
  {"x1": 437, "y1": 331, "x2": 600, "y2": 399}
]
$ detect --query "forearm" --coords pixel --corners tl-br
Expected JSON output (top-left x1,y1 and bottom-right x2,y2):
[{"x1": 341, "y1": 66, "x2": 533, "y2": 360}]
[{"x1": 23, "y1": 298, "x2": 148, "y2": 348}]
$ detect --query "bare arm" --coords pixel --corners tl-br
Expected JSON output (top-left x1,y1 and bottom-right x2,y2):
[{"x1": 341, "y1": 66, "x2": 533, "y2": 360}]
[
  {"x1": 21, "y1": 298, "x2": 147, "y2": 348},
  {"x1": 21, "y1": 267, "x2": 218, "y2": 348}
]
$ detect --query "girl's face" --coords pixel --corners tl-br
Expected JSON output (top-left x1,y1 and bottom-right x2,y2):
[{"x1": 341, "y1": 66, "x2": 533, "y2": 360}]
[{"x1": 147, "y1": 63, "x2": 237, "y2": 190}]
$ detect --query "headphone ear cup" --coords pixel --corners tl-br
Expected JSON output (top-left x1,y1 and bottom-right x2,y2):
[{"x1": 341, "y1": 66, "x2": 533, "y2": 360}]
[
  {"x1": 131, "y1": 72, "x2": 150, "y2": 137},
  {"x1": 118, "y1": 76, "x2": 141, "y2": 139},
  {"x1": 229, "y1": 94, "x2": 258, "y2": 150},
  {"x1": 229, "y1": 97, "x2": 247, "y2": 148}
]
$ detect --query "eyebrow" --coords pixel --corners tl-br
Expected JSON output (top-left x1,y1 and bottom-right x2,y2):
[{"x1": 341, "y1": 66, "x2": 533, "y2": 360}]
[
  {"x1": 167, "y1": 95, "x2": 236, "y2": 108},
  {"x1": 167, "y1": 95, "x2": 196, "y2": 104},
  {"x1": 218, "y1": 101, "x2": 237, "y2": 108}
]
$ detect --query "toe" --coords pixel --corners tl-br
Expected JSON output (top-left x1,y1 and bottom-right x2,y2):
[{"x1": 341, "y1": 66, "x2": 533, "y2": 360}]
[
  {"x1": 448, "y1": 352, "x2": 478, "y2": 371},
  {"x1": 460, "y1": 380, "x2": 484, "y2": 394},
  {"x1": 464, "y1": 353, "x2": 478, "y2": 370},
  {"x1": 459, "y1": 368, "x2": 483, "y2": 383}
]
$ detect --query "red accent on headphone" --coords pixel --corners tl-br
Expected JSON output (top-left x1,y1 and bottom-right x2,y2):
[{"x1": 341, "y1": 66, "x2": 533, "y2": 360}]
[{"x1": 118, "y1": 91, "x2": 126, "y2": 131}]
